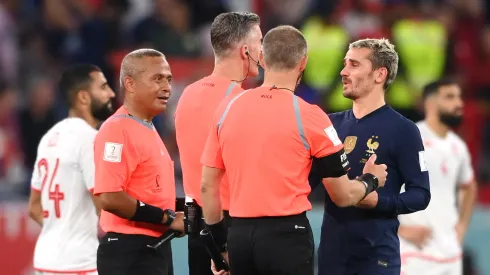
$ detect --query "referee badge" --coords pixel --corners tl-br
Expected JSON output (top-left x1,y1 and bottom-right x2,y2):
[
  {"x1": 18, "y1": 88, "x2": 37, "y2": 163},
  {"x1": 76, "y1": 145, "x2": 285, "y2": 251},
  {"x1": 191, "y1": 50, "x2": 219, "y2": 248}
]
[{"x1": 343, "y1": 136, "x2": 357, "y2": 154}]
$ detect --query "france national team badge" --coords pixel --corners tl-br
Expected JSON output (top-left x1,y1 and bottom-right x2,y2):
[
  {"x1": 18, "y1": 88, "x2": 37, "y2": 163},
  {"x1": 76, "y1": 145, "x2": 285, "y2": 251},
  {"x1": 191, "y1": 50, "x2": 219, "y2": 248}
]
[{"x1": 343, "y1": 136, "x2": 357, "y2": 154}]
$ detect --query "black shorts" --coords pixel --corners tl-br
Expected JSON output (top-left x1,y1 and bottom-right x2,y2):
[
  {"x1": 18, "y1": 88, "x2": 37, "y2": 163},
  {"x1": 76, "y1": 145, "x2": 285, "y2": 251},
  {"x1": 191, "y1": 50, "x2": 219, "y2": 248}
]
[
  {"x1": 227, "y1": 212, "x2": 314, "y2": 275},
  {"x1": 97, "y1": 232, "x2": 173, "y2": 275},
  {"x1": 188, "y1": 210, "x2": 231, "y2": 275}
]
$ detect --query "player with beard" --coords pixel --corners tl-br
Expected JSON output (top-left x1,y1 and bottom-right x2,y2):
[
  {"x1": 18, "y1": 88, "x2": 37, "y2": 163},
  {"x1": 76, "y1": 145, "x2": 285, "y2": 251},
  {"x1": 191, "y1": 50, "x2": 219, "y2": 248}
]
[
  {"x1": 398, "y1": 79, "x2": 477, "y2": 275},
  {"x1": 28, "y1": 64, "x2": 115, "y2": 275},
  {"x1": 309, "y1": 38, "x2": 431, "y2": 275}
]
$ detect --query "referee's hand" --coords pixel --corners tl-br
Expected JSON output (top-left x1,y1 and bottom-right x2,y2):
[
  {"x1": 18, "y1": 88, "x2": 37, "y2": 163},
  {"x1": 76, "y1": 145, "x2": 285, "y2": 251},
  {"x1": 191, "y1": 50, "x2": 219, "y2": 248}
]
[
  {"x1": 169, "y1": 212, "x2": 185, "y2": 233},
  {"x1": 211, "y1": 252, "x2": 230, "y2": 275}
]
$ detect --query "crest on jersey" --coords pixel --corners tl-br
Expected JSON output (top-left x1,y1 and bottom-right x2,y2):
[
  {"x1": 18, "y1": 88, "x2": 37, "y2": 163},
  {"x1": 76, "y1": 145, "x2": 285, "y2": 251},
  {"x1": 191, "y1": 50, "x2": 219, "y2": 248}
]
[
  {"x1": 343, "y1": 136, "x2": 357, "y2": 154},
  {"x1": 366, "y1": 136, "x2": 380, "y2": 154}
]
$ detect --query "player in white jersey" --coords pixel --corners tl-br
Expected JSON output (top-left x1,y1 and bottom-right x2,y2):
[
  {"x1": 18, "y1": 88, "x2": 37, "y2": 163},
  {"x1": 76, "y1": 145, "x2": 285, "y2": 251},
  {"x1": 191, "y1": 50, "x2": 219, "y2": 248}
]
[
  {"x1": 398, "y1": 79, "x2": 477, "y2": 275},
  {"x1": 28, "y1": 64, "x2": 115, "y2": 275}
]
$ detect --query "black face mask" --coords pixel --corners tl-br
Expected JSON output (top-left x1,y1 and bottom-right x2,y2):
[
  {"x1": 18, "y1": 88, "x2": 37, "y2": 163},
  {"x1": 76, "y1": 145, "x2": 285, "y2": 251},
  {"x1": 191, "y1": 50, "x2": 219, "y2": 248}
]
[
  {"x1": 91, "y1": 99, "x2": 114, "y2": 122},
  {"x1": 439, "y1": 112, "x2": 463, "y2": 127}
]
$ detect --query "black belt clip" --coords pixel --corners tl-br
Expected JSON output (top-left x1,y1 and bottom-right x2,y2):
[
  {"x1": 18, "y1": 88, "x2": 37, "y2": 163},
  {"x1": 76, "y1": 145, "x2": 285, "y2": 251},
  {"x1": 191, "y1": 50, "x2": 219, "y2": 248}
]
[{"x1": 184, "y1": 198, "x2": 202, "y2": 235}]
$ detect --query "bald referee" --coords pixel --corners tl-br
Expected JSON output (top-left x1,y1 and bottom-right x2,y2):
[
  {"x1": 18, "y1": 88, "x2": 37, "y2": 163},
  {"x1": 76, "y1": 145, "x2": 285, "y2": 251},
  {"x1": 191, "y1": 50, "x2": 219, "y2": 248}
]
[{"x1": 200, "y1": 25, "x2": 388, "y2": 275}]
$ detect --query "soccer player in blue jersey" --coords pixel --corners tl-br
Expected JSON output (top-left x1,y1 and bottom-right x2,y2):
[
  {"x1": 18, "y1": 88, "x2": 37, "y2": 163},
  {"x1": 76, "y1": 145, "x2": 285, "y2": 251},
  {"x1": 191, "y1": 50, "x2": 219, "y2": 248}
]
[{"x1": 311, "y1": 38, "x2": 431, "y2": 275}]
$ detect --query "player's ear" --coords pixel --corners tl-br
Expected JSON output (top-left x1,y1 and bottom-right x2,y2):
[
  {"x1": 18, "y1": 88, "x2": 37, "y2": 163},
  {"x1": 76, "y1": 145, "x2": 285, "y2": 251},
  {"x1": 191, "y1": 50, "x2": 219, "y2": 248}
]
[
  {"x1": 375, "y1": 67, "x2": 388, "y2": 85},
  {"x1": 77, "y1": 90, "x2": 90, "y2": 106},
  {"x1": 424, "y1": 94, "x2": 436, "y2": 111}
]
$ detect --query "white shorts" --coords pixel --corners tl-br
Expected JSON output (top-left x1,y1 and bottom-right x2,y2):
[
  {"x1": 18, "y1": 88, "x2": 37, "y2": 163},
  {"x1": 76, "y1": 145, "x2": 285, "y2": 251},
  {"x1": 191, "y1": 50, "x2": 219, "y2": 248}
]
[
  {"x1": 35, "y1": 270, "x2": 98, "y2": 275},
  {"x1": 401, "y1": 255, "x2": 462, "y2": 275}
]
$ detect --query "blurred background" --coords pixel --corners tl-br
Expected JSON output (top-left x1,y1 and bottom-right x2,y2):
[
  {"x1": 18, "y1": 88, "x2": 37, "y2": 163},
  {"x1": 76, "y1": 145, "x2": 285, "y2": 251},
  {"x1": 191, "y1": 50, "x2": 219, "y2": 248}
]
[{"x1": 0, "y1": 0, "x2": 489, "y2": 274}]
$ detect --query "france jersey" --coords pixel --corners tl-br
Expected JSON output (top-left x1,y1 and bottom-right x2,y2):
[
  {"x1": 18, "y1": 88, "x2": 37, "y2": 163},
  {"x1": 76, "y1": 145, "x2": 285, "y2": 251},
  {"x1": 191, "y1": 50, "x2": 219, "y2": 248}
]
[{"x1": 311, "y1": 104, "x2": 431, "y2": 275}]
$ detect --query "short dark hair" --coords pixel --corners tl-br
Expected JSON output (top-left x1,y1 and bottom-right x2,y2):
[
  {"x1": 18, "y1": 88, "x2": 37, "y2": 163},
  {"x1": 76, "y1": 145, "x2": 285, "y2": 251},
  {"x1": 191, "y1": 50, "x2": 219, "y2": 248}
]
[
  {"x1": 422, "y1": 78, "x2": 458, "y2": 100},
  {"x1": 262, "y1": 25, "x2": 307, "y2": 71},
  {"x1": 58, "y1": 64, "x2": 101, "y2": 106},
  {"x1": 210, "y1": 12, "x2": 260, "y2": 58},
  {"x1": 119, "y1": 48, "x2": 166, "y2": 88}
]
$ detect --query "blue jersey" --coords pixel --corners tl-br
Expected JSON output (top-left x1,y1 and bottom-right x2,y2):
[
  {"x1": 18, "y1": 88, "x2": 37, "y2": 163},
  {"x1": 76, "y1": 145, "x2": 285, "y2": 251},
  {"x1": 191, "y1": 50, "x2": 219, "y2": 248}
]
[{"x1": 313, "y1": 105, "x2": 431, "y2": 275}]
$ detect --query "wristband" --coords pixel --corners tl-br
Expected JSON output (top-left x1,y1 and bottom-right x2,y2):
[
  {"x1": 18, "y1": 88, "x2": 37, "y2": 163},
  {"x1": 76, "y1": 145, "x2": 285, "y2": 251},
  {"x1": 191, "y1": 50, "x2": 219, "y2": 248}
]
[
  {"x1": 130, "y1": 200, "x2": 164, "y2": 224},
  {"x1": 357, "y1": 173, "x2": 378, "y2": 198},
  {"x1": 205, "y1": 219, "x2": 228, "y2": 253}
]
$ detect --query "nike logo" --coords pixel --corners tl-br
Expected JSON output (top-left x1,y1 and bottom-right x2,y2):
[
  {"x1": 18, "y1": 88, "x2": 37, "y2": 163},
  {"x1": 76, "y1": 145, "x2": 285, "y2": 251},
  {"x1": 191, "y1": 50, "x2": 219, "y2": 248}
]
[{"x1": 108, "y1": 238, "x2": 118, "y2": 242}]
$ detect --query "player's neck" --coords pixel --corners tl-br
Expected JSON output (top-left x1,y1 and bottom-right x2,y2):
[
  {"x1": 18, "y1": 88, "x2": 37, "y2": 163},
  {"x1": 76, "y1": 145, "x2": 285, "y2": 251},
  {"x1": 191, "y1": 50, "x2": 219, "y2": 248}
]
[
  {"x1": 352, "y1": 90, "x2": 386, "y2": 119},
  {"x1": 68, "y1": 108, "x2": 99, "y2": 129},
  {"x1": 426, "y1": 116, "x2": 449, "y2": 138},
  {"x1": 212, "y1": 58, "x2": 247, "y2": 84},
  {"x1": 262, "y1": 71, "x2": 299, "y2": 92},
  {"x1": 123, "y1": 101, "x2": 154, "y2": 122}
]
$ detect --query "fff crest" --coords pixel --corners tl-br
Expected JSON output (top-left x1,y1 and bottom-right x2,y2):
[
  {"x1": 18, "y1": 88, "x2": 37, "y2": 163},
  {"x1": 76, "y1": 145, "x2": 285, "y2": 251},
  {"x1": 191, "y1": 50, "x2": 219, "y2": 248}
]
[{"x1": 343, "y1": 136, "x2": 357, "y2": 154}]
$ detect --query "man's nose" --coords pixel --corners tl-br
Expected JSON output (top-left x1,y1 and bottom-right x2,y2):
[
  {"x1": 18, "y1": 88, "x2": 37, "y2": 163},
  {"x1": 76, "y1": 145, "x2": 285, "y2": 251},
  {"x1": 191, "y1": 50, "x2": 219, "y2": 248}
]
[{"x1": 340, "y1": 67, "x2": 349, "y2": 77}]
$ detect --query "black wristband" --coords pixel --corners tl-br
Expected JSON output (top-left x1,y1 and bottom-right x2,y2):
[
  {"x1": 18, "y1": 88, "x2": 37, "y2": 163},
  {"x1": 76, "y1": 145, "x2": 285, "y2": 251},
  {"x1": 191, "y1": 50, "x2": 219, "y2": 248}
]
[
  {"x1": 357, "y1": 173, "x2": 379, "y2": 198},
  {"x1": 130, "y1": 200, "x2": 164, "y2": 224},
  {"x1": 206, "y1": 219, "x2": 228, "y2": 252}
]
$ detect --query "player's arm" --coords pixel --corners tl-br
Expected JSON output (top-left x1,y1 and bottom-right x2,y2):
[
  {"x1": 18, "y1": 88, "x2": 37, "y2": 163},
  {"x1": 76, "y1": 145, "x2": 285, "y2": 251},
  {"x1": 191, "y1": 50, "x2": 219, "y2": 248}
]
[
  {"x1": 28, "y1": 190, "x2": 43, "y2": 226},
  {"x1": 201, "y1": 116, "x2": 227, "y2": 251},
  {"x1": 375, "y1": 122, "x2": 431, "y2": 215},
  {"x1": 308, "y1": 112, "x2": 341, "y2": 191},
  {"x1": 28, "y1": 155, "x2": 44, "y2": 226},
  {"x1": 305, "y1": 106, "x2": 385, "y2": 207},
  {"x1": 456, "y1": 144, "x2": 478, "y2": 243},
  {"x1": 94, "y1": 123, "x2": 176, "y2": 228},
  {"x1": 79, "y1": 133, "x2": 101, "y2": 216}
]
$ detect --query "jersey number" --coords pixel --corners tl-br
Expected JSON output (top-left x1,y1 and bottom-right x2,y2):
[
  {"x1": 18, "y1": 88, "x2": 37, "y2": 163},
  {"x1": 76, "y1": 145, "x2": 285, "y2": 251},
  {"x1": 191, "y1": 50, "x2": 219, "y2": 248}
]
[{"x1": 37, "y1": 158, "x2": 64, "y2": 218}]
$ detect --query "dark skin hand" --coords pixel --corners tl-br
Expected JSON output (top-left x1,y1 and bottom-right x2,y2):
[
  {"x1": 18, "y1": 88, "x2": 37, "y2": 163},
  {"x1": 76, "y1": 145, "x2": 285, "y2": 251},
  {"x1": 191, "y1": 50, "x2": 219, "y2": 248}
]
[{"x1": 98, "y1": 191, "x2": 185, "y2": 232}]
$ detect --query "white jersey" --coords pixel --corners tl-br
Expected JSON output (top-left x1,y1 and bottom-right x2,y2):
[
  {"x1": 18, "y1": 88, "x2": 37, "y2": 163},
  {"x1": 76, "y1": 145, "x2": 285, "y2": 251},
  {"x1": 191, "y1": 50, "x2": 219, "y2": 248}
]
[
  {"x1": 31, "y1": 118, "x2": 99, "y2": 273},
  {"x1": 399, "y1": 121, "x2": 474, "y2": 259}
]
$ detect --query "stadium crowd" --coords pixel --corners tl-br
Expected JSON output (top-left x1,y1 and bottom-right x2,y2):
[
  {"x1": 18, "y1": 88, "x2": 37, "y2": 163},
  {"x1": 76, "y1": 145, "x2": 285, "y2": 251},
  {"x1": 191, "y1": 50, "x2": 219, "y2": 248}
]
[{"x1": 0, "y1": 0, "x2": 488, "y2": 201}]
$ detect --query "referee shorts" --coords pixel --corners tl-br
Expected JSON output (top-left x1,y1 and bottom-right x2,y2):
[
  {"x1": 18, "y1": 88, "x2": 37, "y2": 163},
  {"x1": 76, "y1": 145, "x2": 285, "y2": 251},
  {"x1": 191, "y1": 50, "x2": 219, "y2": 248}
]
[
  {"x1": 188, "y1": 210, "x2": 231, "y2": 275},
  {"x1": 227, "y1": 212, "x2": 314, "y2": 275},
  {"x1": 97, "y1": 232, "x2": 173, "y2": 275}
]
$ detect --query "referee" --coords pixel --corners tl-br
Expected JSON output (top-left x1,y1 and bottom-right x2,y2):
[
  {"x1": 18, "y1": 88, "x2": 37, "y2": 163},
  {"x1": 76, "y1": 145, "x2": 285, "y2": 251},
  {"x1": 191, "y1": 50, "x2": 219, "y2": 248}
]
[
  {"x1": 94, "y1": 49, "x2": 184, "y2": 275},
  {"x1": 174, "y1": 11, "x2": 261, "y2": 275},
  {"x1": 200, "y1": 26, "x2": 388, "y2": 275}
]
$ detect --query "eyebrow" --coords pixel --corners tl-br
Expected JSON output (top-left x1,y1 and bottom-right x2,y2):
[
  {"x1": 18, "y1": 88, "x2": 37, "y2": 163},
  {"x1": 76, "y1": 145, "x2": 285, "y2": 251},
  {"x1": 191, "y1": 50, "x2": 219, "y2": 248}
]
[
  {"x1": 154, "y1": 73, "x2": 172, "y2": 78},
  {"x1": 344, "y1": 58, "x2": 360, "y2": 63}
]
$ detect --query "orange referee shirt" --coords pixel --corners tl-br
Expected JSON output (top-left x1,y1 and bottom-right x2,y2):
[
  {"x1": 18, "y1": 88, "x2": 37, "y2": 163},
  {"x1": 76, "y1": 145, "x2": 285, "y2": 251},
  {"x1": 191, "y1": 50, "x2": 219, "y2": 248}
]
[
  {"x1": 175, "y1": 75, "x2": 242, "y2": 210},
  {"x1": 94, "y1": 107, "x2": 176, "y2": 237},
  {"x1": 201, "y1": 86, "x2": 344, "y2": 218}
]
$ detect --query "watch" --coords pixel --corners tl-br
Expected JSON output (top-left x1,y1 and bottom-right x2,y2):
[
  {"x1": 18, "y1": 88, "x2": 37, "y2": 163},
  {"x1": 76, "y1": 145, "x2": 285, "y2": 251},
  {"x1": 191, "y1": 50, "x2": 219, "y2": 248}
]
[{"x1": 163, "y1": 209, "x2": 176, "y2": 226}]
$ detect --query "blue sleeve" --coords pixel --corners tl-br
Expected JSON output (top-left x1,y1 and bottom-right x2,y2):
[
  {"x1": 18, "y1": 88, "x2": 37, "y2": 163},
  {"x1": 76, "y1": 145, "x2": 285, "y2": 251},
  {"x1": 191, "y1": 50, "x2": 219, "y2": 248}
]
[{"x1": 375, "y1": 122, "x2": 431, "y2": 215}]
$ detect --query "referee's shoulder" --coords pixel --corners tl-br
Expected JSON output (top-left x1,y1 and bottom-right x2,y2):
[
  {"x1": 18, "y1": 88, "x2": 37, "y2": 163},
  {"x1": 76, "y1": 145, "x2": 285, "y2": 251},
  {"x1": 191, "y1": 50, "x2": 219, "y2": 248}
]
[{"x1": 97, "y1": 115, "x2": 126, "y2": 137}]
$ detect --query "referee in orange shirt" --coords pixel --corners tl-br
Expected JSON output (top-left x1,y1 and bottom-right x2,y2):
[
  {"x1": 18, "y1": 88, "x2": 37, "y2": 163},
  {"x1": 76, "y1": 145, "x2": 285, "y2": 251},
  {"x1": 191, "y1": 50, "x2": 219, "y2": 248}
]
[
  {"x1": 174, "y1": 12, "x2": 262, "y2": 275},
  {"x1": 201, "y1": 26, "x2": 388, "y2": 275},
  {"x1": 94, "y1": 49, "x2": 184, "y2": 275}
]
